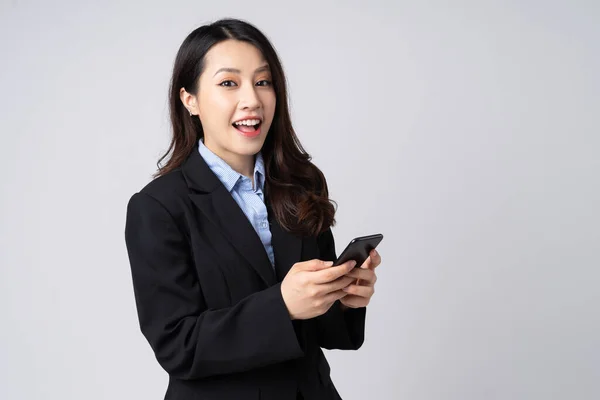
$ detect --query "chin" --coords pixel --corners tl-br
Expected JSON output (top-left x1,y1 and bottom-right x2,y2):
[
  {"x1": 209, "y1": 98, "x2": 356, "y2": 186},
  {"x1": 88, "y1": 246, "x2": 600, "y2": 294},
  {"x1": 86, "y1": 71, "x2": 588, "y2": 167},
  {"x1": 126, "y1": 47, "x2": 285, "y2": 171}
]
[{"x1": 234, "y1": 133, "x2": 268, "y2": 153}]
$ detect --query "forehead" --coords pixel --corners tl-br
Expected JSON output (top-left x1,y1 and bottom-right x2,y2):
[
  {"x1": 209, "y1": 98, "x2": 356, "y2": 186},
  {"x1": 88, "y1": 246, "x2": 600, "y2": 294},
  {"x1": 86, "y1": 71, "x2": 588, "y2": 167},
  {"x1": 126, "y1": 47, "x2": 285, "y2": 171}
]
[{"x1": 203, "y1": 40, "x2": 268, "y2": 72}]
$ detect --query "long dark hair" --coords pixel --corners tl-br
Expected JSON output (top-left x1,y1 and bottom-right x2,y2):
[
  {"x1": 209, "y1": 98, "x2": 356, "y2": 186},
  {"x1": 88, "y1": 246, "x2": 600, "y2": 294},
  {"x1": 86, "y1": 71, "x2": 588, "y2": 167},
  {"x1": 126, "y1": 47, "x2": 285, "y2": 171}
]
[{"x1": 155, "y1": 18, "x2": 336, "y2": 237}]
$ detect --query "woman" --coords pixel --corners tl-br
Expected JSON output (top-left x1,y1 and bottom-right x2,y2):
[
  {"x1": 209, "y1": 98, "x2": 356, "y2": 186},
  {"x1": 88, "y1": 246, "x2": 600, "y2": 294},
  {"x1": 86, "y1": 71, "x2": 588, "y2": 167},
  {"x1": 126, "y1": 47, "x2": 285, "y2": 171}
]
[{"x1": 125, "y1": 18, "x2": 381, "y2": 400}]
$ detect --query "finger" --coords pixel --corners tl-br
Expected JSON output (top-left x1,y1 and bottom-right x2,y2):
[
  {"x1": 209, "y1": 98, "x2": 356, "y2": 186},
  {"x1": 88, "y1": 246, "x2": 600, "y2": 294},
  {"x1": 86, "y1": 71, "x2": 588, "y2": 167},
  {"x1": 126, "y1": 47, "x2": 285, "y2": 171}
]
[
  {"x1": 358, "y1": 255, "x2": 371, "y2": 270},
  {"x1": 312, "y1": 260, "x2": 356, "y2": 284},
  {"x1": 323, "y1": 288, "x2": 349, "y2": 305},
  {"x1": 317, "y1": 275, "x2": 355, "y2": 294},
  {"x1": 367, "y1": 249, "x2": 382, "y2": 269},
  {"x1": 342, "y1": 284, "x2": 374, "y2": 298},
  {"x1": 299, "y1": 259, "x2": 335, "y2": 272},
  {"x1": 340, "y1": 294, "x2": 369, "y2": 308},
  {"x1": 358, "y1": 250, "x2": 381, "y2": 270},
  {"x1": 344, "y1": 268, "x2": 376, "y2": 284}
]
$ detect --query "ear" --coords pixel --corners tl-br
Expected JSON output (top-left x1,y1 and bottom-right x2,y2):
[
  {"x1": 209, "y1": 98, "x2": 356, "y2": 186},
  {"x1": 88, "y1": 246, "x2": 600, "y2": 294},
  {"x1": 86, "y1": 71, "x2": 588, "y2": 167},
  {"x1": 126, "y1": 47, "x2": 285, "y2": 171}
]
[{"x1": 179, "y1": 87, "x2": 198, "y2": 116}]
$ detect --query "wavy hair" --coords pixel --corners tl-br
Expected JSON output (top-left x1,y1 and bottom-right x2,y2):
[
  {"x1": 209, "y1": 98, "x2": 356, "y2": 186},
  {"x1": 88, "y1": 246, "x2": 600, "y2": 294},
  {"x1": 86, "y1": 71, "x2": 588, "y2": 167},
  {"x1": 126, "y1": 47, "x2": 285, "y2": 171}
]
[{"x1": 155, "y1": 18, "x2": 336, "y2": 236}]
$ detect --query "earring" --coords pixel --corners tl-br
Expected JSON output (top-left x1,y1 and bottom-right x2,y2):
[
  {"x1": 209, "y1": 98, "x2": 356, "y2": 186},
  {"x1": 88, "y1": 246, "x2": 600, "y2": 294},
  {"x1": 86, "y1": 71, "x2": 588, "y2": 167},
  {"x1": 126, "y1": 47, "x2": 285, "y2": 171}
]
[{"x1": 188, "y1": 109, "x2": 192, "y2": 116}]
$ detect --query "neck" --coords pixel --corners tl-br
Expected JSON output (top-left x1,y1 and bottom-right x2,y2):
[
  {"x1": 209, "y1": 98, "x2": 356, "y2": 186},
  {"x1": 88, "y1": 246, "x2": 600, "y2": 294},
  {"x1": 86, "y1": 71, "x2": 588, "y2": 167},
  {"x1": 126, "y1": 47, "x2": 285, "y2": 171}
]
[
  {"x1": 227, "y1": 156, "x2": 255, "y2": 180},
  {"x1": 203, "y1": 138, "x2": 255, "y2": 179}
]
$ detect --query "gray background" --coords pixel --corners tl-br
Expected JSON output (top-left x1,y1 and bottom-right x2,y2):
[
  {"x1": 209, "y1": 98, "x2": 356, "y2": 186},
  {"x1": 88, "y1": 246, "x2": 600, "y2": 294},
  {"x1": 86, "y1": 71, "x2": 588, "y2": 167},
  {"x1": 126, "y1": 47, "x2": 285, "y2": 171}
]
[{"x1": 1, "y1": 0, "x2": 598, "y2": 399}]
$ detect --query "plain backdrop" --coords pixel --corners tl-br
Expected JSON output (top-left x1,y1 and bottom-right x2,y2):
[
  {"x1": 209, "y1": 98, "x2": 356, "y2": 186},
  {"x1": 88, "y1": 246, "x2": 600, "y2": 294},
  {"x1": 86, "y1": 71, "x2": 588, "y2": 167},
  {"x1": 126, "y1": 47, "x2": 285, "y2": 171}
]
[{"x1": 1, "y1": 1, "x2": 598, "y2": 399}]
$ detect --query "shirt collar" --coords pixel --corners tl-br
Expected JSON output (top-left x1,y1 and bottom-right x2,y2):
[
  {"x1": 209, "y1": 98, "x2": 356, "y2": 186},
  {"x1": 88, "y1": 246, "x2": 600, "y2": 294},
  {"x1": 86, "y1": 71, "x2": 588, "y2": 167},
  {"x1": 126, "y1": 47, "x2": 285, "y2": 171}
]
[
  {"x1": 254, "y1": 151, "x2": 265, "y2": 191},
  {"x1": 198, "y1": 139, "x2": 265, "y2": 193}
]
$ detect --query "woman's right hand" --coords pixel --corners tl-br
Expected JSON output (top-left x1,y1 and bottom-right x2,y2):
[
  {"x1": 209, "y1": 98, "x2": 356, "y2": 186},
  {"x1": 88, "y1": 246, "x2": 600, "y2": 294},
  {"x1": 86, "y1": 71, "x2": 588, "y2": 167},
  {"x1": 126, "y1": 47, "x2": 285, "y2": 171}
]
[{"x1": 280, "y1": 259, "x2": 357, "y2": 320}]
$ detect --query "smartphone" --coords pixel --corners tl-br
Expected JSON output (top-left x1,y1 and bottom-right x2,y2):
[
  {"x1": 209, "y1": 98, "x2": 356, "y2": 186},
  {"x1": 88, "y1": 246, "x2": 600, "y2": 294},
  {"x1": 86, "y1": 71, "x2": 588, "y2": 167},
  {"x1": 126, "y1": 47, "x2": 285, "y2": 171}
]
[{"x1": 332, "y1": 233, "x2": 383, "y2": 268}]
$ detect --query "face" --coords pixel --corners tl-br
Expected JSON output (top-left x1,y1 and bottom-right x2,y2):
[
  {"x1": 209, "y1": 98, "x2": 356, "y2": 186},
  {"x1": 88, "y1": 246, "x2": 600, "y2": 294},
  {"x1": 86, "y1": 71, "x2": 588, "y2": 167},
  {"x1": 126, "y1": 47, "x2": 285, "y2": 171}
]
[{"x1": 181, "y1": 40, "x2": 276, "y2": 172}]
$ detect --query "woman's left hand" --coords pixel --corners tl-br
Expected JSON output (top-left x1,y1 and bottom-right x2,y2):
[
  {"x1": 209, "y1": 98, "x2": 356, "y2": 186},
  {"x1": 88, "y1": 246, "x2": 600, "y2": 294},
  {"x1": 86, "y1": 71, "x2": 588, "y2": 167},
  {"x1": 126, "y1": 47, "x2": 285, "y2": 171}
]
[{"x1": 339, "y1": 249, "x2": 381, "y2": 309}]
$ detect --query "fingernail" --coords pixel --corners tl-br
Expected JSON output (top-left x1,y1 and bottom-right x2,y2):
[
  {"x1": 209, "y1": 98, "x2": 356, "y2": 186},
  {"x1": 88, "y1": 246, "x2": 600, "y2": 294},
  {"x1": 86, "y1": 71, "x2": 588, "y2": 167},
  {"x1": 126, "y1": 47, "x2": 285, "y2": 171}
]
[
  {"x1": 350, "y1": 261, "x2": 357, "y2": 268},
  {"x1": 343, "y1": 286, "x2": 350, "y2": 292},
  {"x1": 324, "y1": 261, "x2": 334, "y2": 267},
  {"x1": 372, "y1": 249, "x2": 378, "y2": 256}
]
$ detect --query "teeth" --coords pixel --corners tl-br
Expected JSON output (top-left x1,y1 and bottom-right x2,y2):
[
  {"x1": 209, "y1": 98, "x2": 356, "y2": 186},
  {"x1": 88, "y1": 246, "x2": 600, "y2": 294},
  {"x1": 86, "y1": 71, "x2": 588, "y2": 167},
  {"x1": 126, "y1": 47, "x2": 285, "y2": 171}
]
[{"x1": 234, "y1": 119, "x2": 261, "y2": 126}]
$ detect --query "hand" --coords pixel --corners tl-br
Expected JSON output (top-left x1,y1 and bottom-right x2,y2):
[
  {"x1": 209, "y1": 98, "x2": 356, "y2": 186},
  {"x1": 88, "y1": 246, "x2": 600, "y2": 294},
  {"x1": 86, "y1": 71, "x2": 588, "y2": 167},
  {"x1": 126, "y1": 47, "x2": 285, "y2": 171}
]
[
  {"x1": 340, "y1": 249, "x2": 381, "y2": 310},
  {"x1": 281, "y1": 259, "x2": 357, "y2": 320}
]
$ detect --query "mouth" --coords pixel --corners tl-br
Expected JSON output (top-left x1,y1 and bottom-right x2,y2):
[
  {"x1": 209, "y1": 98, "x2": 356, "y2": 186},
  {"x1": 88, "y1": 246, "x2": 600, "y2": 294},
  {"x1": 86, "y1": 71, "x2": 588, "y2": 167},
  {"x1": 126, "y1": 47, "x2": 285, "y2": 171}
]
[{"x1": 232, "y1": 119, "x2": 263, "y2": 137}]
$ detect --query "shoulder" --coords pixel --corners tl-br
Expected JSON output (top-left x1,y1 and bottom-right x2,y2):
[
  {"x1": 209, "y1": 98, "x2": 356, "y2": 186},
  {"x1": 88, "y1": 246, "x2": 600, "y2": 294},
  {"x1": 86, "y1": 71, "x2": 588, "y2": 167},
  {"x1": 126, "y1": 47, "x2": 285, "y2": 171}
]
[
  {"x1": 127, "y1": 167, "x2": 190, "y2": 218},
  {"x1": 140, "y1": 168, "x2": 187, "y2": 199}
]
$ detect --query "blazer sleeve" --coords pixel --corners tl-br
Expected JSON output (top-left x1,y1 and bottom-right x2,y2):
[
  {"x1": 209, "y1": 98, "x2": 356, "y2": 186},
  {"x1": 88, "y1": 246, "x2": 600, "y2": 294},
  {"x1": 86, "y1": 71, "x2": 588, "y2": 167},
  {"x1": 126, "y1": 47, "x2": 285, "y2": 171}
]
[
  {"x1": 124, "y1": 192, "x2": 304, "y2": 380},
  {"x1": 314, "y1": 228, "x2": 367, "y2": 350}
]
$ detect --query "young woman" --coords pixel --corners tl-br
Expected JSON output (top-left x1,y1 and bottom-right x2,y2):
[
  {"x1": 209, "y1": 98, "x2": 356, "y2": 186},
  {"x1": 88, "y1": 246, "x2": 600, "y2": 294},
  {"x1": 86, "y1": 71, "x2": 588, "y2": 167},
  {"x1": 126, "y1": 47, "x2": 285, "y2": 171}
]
[{"x1": 125, "y1": 18, "x2": 381, "y2": 400}]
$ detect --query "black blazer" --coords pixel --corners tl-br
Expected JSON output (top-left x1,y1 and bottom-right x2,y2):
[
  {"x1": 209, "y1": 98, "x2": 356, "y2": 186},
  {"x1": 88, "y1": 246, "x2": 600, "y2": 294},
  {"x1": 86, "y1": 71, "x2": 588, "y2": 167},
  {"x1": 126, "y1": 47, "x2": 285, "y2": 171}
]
[{"x1": 124, "y1": 148, "x2": 366, "y2": 400}]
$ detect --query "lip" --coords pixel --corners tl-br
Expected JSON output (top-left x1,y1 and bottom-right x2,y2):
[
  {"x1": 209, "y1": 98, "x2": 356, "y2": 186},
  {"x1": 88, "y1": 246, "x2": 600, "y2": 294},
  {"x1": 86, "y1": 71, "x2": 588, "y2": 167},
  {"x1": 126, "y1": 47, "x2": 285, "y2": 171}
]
[
  {"x1": 232, "y1": 116, "x2": 263, "y2": 138},
  {"x1": 233, "y1": 123, "x2": 262, "y2": 138},
  {"x1": 232, "y1": 116, "x2": 262, "y2": 124}
]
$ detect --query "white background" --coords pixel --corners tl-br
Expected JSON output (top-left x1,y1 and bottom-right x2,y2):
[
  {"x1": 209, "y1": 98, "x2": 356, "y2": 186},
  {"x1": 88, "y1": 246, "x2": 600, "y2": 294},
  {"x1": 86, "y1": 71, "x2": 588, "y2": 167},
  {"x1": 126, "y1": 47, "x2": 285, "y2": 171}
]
[{"x1": 1, "y1": 0, "x2": 598, "y2": 399}]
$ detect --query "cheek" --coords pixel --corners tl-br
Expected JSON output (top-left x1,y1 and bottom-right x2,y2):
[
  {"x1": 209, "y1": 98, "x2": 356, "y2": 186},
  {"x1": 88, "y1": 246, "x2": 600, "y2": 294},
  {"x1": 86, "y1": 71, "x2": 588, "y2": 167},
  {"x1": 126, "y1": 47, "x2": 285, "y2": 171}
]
[
  {"x1": 261, "y1": 92, "x2": 277, "y2": 117},
  {"x1": 200, "y1": 95, "x2": 236, "y2": 124}
]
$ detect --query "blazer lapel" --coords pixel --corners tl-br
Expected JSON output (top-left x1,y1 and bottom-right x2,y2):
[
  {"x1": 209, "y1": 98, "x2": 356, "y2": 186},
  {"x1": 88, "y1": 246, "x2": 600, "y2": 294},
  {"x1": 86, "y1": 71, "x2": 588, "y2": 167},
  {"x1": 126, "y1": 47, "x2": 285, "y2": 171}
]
[
  {"x1": 267, "y1": 202, "x2": 302, "y2": 282},
  {"x1": 182, "y1": 148, "x2": 277, "y2": 287}
]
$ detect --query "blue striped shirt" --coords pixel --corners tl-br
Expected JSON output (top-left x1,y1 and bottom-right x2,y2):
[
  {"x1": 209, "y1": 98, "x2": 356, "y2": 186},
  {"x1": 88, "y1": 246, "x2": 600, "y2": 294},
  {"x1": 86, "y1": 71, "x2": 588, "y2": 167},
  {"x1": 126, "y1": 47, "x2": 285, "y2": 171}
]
[{"x1": 198, "y1": 139, "x2": 275, "y2": 267}]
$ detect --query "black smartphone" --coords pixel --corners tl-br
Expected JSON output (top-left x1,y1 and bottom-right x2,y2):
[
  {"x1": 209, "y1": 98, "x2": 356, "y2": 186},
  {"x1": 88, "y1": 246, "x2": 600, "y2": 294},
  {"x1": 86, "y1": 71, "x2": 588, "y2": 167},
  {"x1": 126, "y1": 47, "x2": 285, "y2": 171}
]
[{"x1": 332, "y1": 233, "x2": 383, "y2": 268}]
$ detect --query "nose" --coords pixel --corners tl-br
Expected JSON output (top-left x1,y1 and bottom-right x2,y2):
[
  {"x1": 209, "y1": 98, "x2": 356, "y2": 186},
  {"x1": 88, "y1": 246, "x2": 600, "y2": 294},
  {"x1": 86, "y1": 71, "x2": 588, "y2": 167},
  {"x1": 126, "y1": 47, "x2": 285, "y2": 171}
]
[{"x1": 239, "y1": 84, "x2": 261, "y2": 110}]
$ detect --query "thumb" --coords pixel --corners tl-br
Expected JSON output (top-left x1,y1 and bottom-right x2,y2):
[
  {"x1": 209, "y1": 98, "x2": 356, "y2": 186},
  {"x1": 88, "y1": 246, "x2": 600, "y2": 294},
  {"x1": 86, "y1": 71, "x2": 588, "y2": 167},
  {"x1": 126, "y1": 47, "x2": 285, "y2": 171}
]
[{"x1": 301, "y1": 259, "x2": 334, "y2": 272}]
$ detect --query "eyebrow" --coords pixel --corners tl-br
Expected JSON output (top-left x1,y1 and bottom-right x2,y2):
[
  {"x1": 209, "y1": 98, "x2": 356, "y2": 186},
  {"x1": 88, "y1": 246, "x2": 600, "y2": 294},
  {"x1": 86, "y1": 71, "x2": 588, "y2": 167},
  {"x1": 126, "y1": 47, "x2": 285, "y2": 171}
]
[{"x1": 213, "y1": 64, "x2": 270, "y2": 77}]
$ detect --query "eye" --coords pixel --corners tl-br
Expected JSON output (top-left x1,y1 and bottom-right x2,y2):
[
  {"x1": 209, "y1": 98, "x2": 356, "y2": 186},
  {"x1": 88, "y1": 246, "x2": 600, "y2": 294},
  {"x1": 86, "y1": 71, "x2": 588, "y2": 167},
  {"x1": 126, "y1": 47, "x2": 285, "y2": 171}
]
[
  {"x1": 256, "y1": 80, "x2": 272, "y2": 87},
  {"x1": 219, "y1": 80, "x2": 237, "y2": 87}
]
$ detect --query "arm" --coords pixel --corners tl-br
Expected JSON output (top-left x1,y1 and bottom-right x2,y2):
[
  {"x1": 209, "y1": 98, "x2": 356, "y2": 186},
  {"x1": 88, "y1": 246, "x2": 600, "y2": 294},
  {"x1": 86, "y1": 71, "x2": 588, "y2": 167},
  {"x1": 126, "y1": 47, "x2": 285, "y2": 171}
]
[
  {"x1": 314, "y1": 228, "x2": 367, "y2": 350},
  {"x1": 124, "y1": 192, "x2": 303, "y2": 380}
]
